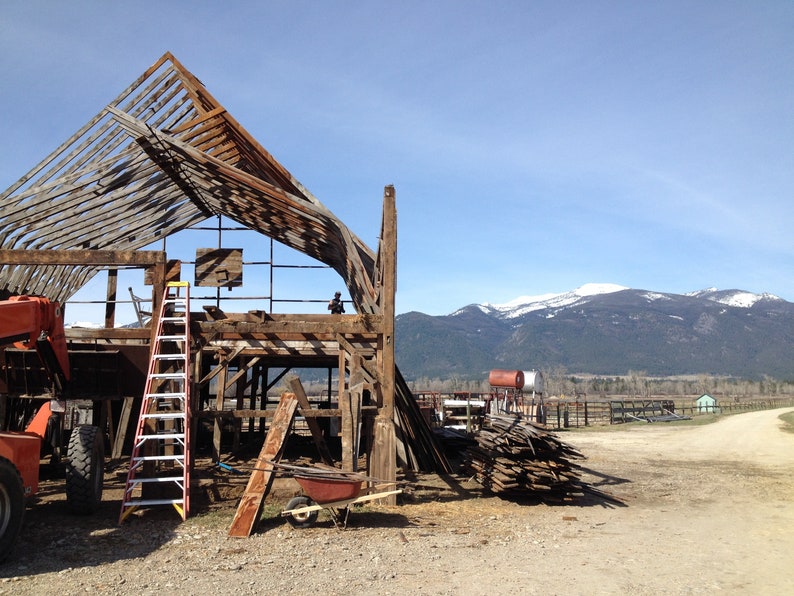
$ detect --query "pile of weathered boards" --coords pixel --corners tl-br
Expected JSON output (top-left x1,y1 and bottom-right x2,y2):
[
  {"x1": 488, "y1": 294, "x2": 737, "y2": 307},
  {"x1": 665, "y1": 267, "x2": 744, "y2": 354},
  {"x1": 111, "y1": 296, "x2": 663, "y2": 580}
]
[{"x1": 463, "y1": 414, "x2": 585, "y2": 501}]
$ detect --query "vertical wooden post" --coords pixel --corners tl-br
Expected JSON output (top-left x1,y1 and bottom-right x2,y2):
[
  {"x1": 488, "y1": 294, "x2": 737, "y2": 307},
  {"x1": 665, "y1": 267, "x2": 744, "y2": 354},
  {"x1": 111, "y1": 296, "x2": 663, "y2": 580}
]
[
  {"x1": 338, "y1": 344, "x2": 352, "y2": 471},
  {"x1": 380, "y1": 186, "x2": 397, "y2": 423},
  {"x1": 249, "y1": 363, "x2": 260, "y2": 445},
  {"x1": 190, "y1": 348, "x2": 203, "y2": 468},
  {"x1": 259, "y1": 367, "x2": 269, "y2": 434},
  {"x1": 104, "y1": 269, "x2": 118, "y2": 328},
  {"x1": 111, "y1": 396, "x2": 134, "y2": 461},
  {"x1": 233, "y1": 365, "x2": 245, "y2": 451},
  {"x1": 346, "y1": 355, "x2": 365, "y2": 472},
  {"x1": 212, "y1": 355, "x2": 228, "y2": 462},
  {"x1": 148, "y1": 260, "x2": 166, "y2": 346},
  {"x1": 370, "y1": 186, "x2": 397, "y2": 500}
]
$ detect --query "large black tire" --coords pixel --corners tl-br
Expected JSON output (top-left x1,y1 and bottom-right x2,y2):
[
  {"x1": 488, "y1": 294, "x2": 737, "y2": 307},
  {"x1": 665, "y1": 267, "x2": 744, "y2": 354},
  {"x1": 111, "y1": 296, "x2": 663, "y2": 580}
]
[
  {"x1": 284, "y1": 495, "x2": 318, "y2": 528},
  {"x1": 0, "y1": 456, "x2": 25, "y2": 563},
  {"x1": 65, "y1": 425, "x2": 104, "y2": 515}
]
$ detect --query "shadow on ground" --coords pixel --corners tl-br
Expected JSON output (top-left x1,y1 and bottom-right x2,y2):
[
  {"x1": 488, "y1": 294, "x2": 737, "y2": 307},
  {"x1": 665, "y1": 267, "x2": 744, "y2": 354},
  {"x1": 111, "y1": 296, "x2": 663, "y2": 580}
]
[{"x1": 1, "y1": 471, "x2": 182, "y2": 577}]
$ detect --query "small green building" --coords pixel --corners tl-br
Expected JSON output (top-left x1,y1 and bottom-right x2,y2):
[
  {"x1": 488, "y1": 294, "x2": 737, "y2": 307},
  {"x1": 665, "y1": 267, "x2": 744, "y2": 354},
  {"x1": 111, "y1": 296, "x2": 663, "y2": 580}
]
[{"x1": 696, "y1": 393, "x2": 719, "y2": 414}]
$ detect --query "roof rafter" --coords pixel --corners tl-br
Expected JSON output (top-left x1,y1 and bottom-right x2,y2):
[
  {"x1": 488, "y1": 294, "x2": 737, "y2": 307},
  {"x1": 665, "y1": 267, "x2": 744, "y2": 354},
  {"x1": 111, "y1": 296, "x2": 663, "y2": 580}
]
[{"x1": 0, "y1": 53, "x2": 378, "y2": 311}]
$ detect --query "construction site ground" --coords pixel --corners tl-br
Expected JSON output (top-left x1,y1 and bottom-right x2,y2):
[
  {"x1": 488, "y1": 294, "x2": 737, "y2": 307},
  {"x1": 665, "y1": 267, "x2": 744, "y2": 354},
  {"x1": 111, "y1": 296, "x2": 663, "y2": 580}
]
[{"x1": 2, "y1": 407, "x2": 793, "y2": 595}]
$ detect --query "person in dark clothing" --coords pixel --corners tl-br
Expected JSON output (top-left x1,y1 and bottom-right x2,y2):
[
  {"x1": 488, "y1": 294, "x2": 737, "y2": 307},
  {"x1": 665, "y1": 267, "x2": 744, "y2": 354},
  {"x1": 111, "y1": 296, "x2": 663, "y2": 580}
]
[{"x1": 328, "y1": 291, "x2": 345, "y2": 314}]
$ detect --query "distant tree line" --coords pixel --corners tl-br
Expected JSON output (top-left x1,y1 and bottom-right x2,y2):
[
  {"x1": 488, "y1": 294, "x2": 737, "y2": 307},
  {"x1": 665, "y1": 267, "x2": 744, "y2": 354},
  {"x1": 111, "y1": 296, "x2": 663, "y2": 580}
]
[{"x1": 406, "y1": 369, "x2": 794, "y2": 401}]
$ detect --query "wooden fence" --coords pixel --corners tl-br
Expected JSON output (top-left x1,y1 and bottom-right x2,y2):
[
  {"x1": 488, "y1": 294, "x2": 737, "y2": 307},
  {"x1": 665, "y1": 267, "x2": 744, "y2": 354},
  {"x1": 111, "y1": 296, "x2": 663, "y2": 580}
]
[{"x1": 540, "y1": 397, "x2": 794, "y2": 430}]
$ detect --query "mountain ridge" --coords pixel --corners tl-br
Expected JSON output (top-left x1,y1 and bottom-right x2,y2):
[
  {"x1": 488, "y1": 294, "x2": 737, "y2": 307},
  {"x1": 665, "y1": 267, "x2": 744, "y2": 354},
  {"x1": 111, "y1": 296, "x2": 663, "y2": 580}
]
[{"x1": 395, "y1": 284, "x2": 794, "y2": 381}]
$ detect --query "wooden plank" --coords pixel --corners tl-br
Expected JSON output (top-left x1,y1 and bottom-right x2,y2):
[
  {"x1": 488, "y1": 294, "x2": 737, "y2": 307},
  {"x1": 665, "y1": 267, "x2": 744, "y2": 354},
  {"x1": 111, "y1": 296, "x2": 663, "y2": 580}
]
[
  {"x1": 287, "y1": 377, "x2": 335, "y2": 466},
  {"x1": 228, "y1": 392, "x2": 299, "y2": 538},
  {"x1": 195, "y1": 248, "x2": 243, "y2": 287},
  {"x1": 104, "y1": 268, "x2": 117, "y2": 328},
  {"x1": 338, "y1": 346, "x2": 352, "y2": 471},
  {"x1": 197, "y1": 316, "x2": 383, "y2": 336},
  {"x1": 349, "y1": 381, "x2": 363, "y2": 472},
  {"x1": 233, "y1": 367, "x2": 246, "y2": 451},
  {"x1": 196, "y1": 407, "x2": 377, "y2": 419},
  {"x1": 212, "y1": 360, "x2": 228, "y2": 463},
  {"x1": 65, "y1": 327, "x2": 151, "y2": 340},
  {"x1": 196, "y1": 346, "x2": 244, "y2": 387},
  {"x1": 370, "y1": 415, "x2": 396, "y2": 504},
  {"x1": 0, "y1": 249, "x2": 166, "y2": 266},
  {"x1": 369, "y1": 187, "x2": 398, "y2": 502},
  {"x1": 379, "y1": 185, "x2": 396, "y2": 421}
]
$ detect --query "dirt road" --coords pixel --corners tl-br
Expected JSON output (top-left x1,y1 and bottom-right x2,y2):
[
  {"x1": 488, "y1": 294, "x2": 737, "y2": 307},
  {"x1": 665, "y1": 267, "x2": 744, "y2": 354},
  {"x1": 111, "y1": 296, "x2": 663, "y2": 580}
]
[{"x1": 2, "y1": 408, "x2": 793, "y2": 595}]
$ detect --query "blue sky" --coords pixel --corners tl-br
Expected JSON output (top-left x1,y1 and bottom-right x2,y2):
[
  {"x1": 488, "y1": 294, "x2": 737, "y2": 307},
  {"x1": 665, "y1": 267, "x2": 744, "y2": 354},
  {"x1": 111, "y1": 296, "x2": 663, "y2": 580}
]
[{"x1": 1, "y1": 1, "x2": 792, "y2": 321}]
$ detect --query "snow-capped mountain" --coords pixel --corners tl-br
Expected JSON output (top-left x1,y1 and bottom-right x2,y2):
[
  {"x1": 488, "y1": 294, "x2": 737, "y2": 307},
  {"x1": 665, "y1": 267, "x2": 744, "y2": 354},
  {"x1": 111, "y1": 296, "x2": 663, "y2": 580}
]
[
  {"x1": 470, "y1": 284, "x2": 782, "y2": 320},
  {"x1": 476, "y1": 283, "x2": 629, "y2": 319},
  {"x1": 396, "y1": 284, "x2": 794, "y2": 380},
  {"x1": 684, "y1": 288, "x2": 782, "y2": 308}
]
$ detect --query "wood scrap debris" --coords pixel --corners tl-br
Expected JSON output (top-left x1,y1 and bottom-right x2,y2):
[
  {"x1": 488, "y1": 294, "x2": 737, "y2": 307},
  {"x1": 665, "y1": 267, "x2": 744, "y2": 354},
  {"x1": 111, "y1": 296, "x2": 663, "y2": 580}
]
[{"x1": 463, "y1": 414, "x2": 585, "y2": 501}]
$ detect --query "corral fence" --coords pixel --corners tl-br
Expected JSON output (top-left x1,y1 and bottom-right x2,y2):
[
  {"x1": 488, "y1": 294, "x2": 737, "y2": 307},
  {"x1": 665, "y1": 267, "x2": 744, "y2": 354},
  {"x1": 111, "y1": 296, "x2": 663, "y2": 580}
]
[
  {"x1": 412, "y1": 391, "x2": 794, "y2": 432},
  {"x1": 542, "y1": 396, "x2": 794, "y2": 430}
]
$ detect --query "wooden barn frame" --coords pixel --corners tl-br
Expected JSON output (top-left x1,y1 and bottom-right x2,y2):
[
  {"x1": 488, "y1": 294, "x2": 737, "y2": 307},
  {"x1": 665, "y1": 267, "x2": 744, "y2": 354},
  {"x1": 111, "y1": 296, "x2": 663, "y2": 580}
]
[{"x1": 0, "y1": 53, "x2": 448, "y2": 499}]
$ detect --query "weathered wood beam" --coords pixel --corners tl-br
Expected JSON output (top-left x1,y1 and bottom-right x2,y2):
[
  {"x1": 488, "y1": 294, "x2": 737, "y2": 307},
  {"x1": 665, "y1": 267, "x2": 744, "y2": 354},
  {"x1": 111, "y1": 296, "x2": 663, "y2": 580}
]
[
  {"x1": 223, "y1": 356, "x2": 261, "y2": 393},
  {"x1": 196, "y1": 346, "x2": 245, "y2": 387},
  {"x1": 287, "y1": 377, "x2": 335, "y2": 466},
  {"x1": 196, "y1": 406, "x2": 378, "y2": 419},
  {"x1": 337, "y1": 334, "x2": 380, "y2": 385},
  {"x1": 380, "y1": 186, "x2": 397, "y2": 420},
  {"x1": 196, "y1": 315, "x2": 382, "y2": 336},
  {"x1": 370, "y1": 186, "x2": 397, "y2": 501},
  {"x1": 104, "y1": 269, "x2": 118, "y2": 328},
  {"x1": 212, "y1": 357, "x2": 229, "y2": 462},
  {"x1": 65, "y1": 327, "x2": 151, "y2": 340},
  {"x1": 228, "y1": 392, "x2": 299, "y2": 538},
  {"x1": 0, "y1": 249, "x2": 166, "y2": 266}
]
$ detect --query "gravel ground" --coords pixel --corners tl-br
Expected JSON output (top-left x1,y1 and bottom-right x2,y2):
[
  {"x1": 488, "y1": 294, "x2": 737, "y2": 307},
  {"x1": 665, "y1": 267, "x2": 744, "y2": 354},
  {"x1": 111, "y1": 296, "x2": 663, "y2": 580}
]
[{"x1": 3, "y1": 407, "x2": 793, "y2": 595}]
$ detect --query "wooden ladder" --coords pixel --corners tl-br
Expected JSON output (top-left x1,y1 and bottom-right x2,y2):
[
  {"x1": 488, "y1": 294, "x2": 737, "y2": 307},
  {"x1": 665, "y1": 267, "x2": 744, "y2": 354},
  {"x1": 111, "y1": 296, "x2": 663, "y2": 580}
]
[{"x1": 120, "y1": 281, "x2": 192, "y2": 523}]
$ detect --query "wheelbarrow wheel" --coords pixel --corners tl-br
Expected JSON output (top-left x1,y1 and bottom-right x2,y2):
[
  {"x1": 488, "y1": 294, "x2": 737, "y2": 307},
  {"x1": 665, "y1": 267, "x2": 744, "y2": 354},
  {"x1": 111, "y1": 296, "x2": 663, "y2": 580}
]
[{"x1": 285, "y1": 496, "x2": 318, "y2": 528}]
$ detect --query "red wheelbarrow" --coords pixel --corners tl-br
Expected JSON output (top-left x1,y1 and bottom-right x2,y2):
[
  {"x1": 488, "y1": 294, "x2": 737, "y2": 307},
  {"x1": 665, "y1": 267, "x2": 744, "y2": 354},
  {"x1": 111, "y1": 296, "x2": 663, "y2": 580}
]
[{"x1": 282, "y1": 473, "x2": 402, "y2": 529}]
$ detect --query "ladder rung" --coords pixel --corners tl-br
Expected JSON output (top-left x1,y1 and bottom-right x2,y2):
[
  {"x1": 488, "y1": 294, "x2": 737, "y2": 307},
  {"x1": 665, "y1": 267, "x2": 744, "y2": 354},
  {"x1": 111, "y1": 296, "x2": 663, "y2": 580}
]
[
  {"x1": 123, "y1": 499, "x2": 184, "y2": 507},
  {"x1": 157, "y1": 335, "x2": 185, "y2": 341},
  {"x1": 132, "y1": 455, "x2": 186, "y2": 463},
  {"x1": 145, "y1": 392, "x2": 186, "y2": 399},
  {"x1": 140, "y1": 412, "x2": 185, "y2": 419},
  {"x1": 127, "y1": 476, "x2": 185, "y2": 484},
  {"x1": 153, "y1": 353, "x2": 186, "y2": 360},
  {"x1": 150, "y1": 373, "x2": 186, "y2": 379},
  {"x1": 136, "y1": 432, "x2": 185, "y2": 440}
]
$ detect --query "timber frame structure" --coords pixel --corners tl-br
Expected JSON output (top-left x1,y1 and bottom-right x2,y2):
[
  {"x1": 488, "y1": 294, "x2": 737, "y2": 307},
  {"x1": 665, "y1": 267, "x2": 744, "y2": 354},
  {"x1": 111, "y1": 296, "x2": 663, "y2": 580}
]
[{"x1": 0, "y1": 53, "x2": 448, "y2": 490}]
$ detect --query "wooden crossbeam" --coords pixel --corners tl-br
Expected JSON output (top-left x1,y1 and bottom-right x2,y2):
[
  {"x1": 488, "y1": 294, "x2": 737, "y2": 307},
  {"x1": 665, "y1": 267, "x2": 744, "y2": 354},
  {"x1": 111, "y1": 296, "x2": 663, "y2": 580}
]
[{"x1": 0, "y1": 249, "x2": 165, "y2": 266}]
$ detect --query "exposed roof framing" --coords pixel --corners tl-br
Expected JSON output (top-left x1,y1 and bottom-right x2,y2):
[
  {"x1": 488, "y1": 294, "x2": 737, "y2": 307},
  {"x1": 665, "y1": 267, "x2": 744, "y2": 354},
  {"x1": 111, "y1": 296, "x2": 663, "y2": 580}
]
[{"x1": 0, "y1": 52, "x2": 378, "y2": 311}]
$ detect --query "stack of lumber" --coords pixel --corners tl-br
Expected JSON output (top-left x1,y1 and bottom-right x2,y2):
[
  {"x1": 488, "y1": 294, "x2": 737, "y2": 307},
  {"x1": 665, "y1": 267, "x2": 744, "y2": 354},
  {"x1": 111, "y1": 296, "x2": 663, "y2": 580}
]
[
  {"x1": 394, "y1": 368, "x2": 453, "y2": 474},
  {"x1": 463, "y1": 414, "x2": 585, "y2": 501}
]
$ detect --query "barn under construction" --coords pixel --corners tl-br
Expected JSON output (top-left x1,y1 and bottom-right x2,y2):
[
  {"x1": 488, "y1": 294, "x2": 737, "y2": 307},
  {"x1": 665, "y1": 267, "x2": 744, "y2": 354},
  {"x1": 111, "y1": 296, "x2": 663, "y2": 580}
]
[{"x1": 0, "y1": 53, "x2": 448, "y2": 522}]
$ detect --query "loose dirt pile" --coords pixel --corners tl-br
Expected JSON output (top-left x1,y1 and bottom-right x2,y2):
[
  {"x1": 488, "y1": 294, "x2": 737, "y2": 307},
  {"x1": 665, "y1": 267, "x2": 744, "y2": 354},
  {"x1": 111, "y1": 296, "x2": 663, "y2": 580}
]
[{"x1": 3, "y1": 408, "x2": 793, "y2": 595}]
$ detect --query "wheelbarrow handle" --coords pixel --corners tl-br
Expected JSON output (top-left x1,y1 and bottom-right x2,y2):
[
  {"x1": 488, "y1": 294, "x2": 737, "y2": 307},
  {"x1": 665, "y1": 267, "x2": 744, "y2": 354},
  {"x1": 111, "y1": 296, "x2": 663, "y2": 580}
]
[{"x1": 281, "y1": 489, "x2": 403, "y2": 516}]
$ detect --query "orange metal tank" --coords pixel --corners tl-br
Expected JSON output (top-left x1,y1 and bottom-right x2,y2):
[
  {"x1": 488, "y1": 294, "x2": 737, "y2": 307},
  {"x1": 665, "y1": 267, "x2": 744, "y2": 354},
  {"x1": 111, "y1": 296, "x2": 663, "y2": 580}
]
[{"x1": 488, "y1": 369, "x2": 524, "y2": 389}]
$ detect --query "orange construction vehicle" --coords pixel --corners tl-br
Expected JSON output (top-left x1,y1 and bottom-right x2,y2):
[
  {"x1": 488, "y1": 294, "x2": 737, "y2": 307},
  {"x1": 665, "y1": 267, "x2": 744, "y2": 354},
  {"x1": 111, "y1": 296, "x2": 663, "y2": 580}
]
[{"x1": 0, "y1": 296, "x2": 104, "y2": 562}]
